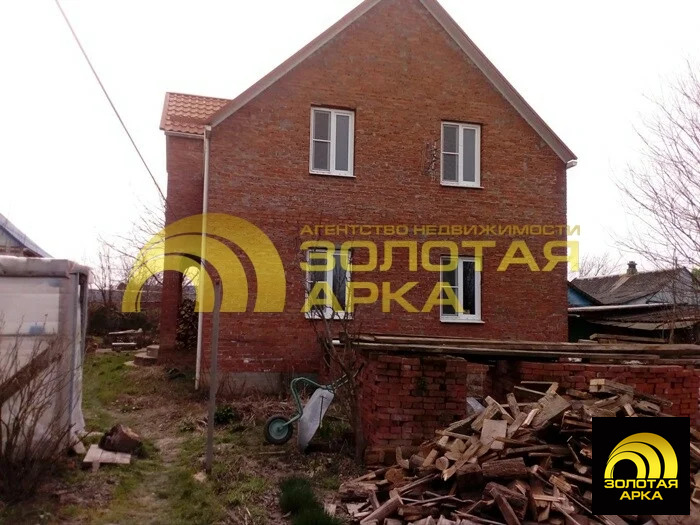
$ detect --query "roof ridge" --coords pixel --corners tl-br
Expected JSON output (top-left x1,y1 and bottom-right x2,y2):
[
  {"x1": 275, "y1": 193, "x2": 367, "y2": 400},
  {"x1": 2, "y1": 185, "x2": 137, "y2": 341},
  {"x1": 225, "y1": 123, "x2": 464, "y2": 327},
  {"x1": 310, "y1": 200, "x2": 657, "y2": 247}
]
[
  {"x1": 574, "y1": 267, "x2": 684, "y2": 281},
  {"x1": 205, "y1": 0, "x2": 576, "y2": 164}
]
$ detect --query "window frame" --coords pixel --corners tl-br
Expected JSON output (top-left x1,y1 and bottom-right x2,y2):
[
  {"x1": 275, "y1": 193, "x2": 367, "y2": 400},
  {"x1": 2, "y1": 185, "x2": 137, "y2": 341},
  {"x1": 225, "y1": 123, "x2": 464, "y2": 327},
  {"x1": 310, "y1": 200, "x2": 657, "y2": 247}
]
[
  {"x1": 305, "y1": 247, "x2": 352, "y2": 320},
  {"x1": 439, "y1": 255, "x2": 482, "y2": 323},
  {"x1": 309, "y1": 107, "x2": 355, "y2": 177},
  {"x1": 440, "y1": 121, "x2": 481, "y2": 188}
]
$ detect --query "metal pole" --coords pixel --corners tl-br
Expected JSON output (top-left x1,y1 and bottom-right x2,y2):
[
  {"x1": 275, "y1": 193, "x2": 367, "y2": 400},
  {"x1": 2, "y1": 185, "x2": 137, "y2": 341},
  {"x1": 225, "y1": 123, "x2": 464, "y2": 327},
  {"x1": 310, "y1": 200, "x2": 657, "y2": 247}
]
[{"x1": 205, "y1": 279, "x2": 222, "y2": 475}]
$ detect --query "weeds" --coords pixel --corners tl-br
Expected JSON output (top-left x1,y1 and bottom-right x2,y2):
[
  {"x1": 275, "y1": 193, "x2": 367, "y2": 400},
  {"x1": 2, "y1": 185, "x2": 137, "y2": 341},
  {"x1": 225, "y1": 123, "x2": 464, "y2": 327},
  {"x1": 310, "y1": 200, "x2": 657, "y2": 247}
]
[
  {"x1": 213, "y1": 404, "x2": 240, "y2": 426},
  {"x1": 279, "y1": 476, "x2": 341, "y2": 524}
]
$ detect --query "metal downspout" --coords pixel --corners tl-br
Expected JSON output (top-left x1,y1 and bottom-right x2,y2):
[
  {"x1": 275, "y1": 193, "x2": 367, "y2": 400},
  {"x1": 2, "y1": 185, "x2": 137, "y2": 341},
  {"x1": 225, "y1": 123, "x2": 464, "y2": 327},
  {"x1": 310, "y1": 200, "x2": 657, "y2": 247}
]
[{"x1": 195, "y1": 125, "x2": 212, "y2": 389}]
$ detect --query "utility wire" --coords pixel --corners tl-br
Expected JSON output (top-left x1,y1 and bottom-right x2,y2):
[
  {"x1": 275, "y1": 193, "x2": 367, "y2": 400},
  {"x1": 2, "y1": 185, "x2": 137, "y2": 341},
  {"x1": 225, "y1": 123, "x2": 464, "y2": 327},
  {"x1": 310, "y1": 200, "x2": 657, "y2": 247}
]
[{"x1": 54, "y1": 0, "x2": 167, "y2": 203}]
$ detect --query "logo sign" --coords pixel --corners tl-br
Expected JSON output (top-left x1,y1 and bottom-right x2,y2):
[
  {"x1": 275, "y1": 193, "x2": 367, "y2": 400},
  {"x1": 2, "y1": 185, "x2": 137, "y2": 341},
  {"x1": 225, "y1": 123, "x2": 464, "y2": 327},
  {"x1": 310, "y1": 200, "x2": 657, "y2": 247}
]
[
  {"x1": 122, "y1": 214, "x2": 286, "y2": 313},
  {"x1": 593, "y1": 417, "x2": 689, "y2": 515},
  {"x1": 122, "y1": 214, "x2": 580, "y2": 315}
]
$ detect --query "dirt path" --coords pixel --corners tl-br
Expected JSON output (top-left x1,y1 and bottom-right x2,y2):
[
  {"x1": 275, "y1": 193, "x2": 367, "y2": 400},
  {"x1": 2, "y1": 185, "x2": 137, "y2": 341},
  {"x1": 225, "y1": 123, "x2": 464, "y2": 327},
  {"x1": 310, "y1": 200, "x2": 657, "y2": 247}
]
[{"x1": 2, "y1": 352, "x2": 361, "y2": 524}]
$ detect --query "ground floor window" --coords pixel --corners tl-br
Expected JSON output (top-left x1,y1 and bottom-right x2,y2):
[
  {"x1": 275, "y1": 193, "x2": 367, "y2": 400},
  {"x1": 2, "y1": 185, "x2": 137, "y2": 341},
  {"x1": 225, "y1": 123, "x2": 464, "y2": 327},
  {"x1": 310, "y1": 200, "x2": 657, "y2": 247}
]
[
  {"x1": 440, "y1": 255, "x2": 481, "y2": 322},
  {"x1": 305, "y1": 248, "x2": 350, "y2": 318}
]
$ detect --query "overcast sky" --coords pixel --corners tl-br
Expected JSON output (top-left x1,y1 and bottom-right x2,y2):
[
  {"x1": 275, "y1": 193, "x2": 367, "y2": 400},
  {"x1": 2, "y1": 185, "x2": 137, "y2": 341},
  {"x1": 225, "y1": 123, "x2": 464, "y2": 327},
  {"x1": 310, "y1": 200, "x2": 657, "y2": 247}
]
[{"x1": 1, "y1": 0, "x2": 698, "y2": 272}]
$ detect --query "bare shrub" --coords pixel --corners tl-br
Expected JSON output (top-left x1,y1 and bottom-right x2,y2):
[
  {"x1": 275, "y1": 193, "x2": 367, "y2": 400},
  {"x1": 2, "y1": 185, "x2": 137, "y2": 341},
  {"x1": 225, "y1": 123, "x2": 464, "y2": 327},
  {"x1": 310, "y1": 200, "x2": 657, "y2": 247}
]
[
  {"x1": 0, "y1": 333, "x2": 74, "y2": 502},
  {"x1": 299, "y1": 245, "x2": 366, "y2": 461}
]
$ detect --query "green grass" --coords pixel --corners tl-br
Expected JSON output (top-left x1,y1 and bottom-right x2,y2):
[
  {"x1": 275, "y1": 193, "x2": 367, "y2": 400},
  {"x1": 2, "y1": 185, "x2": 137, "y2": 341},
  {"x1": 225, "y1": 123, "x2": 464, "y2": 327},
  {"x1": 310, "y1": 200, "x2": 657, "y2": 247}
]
[
  {"x1": 279, "y1": 476, "x2": 318, "y2": 514},
  {"x1": 82, "y1": 352, "x2": 133, "y2": 430}
]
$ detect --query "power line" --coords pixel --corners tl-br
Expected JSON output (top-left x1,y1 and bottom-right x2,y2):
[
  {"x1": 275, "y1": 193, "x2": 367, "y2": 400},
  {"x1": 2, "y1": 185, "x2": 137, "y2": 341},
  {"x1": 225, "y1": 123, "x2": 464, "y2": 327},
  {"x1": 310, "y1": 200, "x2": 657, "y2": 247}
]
[{"x1": 54, "y1": 0, "x2": 167, "y2": 203}]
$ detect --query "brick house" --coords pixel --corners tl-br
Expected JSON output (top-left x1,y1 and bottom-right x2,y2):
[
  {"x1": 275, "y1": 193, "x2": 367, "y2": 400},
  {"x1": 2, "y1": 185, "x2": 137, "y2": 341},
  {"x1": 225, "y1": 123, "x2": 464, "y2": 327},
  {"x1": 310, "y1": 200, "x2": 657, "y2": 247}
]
[{"x1": 159, "y1": 0, "x2": 576, "y2": 391}]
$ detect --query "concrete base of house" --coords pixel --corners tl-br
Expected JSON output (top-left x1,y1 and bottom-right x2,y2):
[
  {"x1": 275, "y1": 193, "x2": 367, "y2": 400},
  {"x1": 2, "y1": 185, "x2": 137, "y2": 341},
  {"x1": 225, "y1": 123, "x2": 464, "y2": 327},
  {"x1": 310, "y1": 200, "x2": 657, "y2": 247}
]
[{"x1": 201, "y1": 371, "x2": 320, "y2": 396}]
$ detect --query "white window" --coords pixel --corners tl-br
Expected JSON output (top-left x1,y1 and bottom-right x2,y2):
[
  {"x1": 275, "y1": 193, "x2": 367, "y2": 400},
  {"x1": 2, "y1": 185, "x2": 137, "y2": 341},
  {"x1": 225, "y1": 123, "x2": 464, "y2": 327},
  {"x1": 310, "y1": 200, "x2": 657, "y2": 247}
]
[
  {"x1": 440, "y1": 256, "x2": 482, "y2": 322},
  {"x1": 441, "y1": 122, "x2": 481, "y2": 187},
  {"x1": 310, "y1": 108, "x2": 354, "y2": 177},
  {"x1": 305, "y1": 248, "x2": 351, "y2": 318}
]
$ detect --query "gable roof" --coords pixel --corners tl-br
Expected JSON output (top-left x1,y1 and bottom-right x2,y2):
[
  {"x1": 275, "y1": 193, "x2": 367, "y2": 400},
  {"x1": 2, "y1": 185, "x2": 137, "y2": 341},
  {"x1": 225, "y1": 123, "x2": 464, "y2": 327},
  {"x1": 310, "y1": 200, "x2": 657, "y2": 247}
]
[
  {"x1": 160, "y1": 92, "x2": 230, "y2": 136},
  {"x1": 0, "y1": 212, "x2": 51, "y2": 258},
  {"x1": 207, "y1": 0, "x2": 576, "y2": 165},
  {"x1": 567, "y1": 281, "x2": 602, "y2": 306},
  {"x1": 571, "y1": 268, "x2": 694, "y2": 306}
]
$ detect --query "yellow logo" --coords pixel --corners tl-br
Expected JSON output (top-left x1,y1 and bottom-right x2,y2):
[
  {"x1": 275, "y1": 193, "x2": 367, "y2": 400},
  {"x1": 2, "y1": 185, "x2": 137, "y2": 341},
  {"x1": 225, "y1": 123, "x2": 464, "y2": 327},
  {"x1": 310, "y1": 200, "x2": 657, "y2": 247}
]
[
  {"x1": 122, "y1": 214, "x2": 286, "y2": 313},
  {"x1": 604, "y1": 433, "x2": 678, "y2": 480},
  {"x1": 602, "y1": 432, "x2": 679, "y2": 501}
]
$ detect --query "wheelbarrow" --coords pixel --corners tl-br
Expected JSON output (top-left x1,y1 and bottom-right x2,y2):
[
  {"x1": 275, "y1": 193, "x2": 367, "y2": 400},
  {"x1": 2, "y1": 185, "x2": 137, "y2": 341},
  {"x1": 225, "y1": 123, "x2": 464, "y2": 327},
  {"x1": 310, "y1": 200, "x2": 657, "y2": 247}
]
[{"x1": 263, "y1": 373, "x2": 352, "y2": 451}]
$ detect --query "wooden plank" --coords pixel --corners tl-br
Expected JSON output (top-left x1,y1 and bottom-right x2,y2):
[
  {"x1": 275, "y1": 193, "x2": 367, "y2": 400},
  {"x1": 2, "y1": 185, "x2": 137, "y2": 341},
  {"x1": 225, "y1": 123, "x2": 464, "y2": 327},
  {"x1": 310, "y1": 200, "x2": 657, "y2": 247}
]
[
  {"x1": 486, "y1": 396, "x2": 515, "y2": 423},
  {"x1": 506, "y1": 412, "x2": 527, "y2": 438},
  {"x1": 494, "y1": 493, "x2": 521, "y2": 525},
  {"x1": 351, "y1": 342, "x2": 662, "y2": 361},
  {"x1": 507, "y1": 393, "x2": 520, "y2": 417},
  {"x1": 82, "y1": 444, "x2": 131, "y2": 468},
  {"x1": 360, "y1": 495, "x2": 401, "y2": 524},
  {"x1": 355, "y1": 333, "x2": 700, "y2": 354},
  {"x1": 481, "y1": 419, "x2": 508, "y2": 450},
  {"x1": 531, "y1": 394, "x2": 570, "y2": 428}
]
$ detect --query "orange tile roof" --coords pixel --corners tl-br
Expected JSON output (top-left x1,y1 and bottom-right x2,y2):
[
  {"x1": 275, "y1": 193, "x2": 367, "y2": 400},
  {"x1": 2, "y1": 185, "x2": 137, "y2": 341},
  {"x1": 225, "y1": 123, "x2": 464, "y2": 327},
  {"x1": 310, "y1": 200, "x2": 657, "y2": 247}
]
[{"x1": 160, "y1": 92, "x2": 230, "y2": 136}]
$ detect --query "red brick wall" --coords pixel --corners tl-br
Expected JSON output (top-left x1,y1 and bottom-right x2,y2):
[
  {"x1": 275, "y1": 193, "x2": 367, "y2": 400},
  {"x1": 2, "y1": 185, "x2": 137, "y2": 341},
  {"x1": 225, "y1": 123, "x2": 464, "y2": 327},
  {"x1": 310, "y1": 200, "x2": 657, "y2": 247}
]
[
  {"x1": 159, "y1": 135, "x2": 204, "y2": 363},
  {"x1": 357, "y1": 354, "x2": 699, "y2": 457},
  {"x1": 490, "y1": 361, "x2": 700, "y2": 423},
  {"x1": 162, "y1": 0, "x2": 569, "y2": 374},
  {"x1": 357, "y1": 352, "x2": 490, "y2": 453}
]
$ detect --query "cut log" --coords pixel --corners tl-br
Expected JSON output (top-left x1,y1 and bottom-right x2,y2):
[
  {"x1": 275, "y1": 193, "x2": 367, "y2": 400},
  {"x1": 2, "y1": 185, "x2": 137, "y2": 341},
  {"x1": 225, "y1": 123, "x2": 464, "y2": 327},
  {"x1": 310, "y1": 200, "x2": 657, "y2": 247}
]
[
  {"x1": 99, "y1": 424, "x2": 142, "y2": 454},
  {"x1": 482, "y1": 458, "x2": 528, "y2": 480},
  {"x1": 385, "y1": 467, "x2": 405, "y2": 486}
]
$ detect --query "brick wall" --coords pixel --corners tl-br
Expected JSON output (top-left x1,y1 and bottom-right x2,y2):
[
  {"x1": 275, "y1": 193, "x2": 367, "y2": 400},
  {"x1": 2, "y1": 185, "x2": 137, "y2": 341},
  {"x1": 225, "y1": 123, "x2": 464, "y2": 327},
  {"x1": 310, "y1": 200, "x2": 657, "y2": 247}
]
[
  {"x1": 161, "y1": 0, "x2": 569, "y2": 376},
  {"x1": 357, "y1": 352, "x2": 490, "y2": 456},
  {"x1": 357, "y1": 354, "x2": 699, "y2": 459},
  {"x1": 497, "y1": 361, "x2": 700, "y2": 423}
]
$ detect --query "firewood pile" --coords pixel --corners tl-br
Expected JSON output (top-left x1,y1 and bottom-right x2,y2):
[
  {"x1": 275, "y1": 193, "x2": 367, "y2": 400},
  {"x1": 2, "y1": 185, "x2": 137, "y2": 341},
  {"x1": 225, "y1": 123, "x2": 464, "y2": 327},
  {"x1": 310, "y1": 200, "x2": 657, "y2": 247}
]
[{"x1": 338, "y1": 379, "x2": 699, "y2": 525}]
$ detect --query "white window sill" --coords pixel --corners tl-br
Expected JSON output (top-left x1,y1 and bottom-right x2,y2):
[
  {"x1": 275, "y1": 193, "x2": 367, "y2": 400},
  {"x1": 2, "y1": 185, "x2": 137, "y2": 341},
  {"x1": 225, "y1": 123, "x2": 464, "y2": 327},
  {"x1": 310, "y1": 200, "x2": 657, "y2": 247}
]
[
  {"x1": 440, "y1": 181, "x2": 483, "y2": 189},
  {"x1": 310, "y1": 170, "x2": 355, "y2": 178},
  {"x1": 440, "y1": 317, "x2": 484, "y2": 324}
]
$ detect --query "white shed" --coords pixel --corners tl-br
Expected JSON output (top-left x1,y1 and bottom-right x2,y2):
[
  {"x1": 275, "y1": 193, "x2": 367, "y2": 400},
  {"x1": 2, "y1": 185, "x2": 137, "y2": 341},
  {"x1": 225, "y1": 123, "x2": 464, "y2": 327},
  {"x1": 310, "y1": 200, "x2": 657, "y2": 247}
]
[{"x1": 0, "y1": 256, "x2": 90, "y2": 449}]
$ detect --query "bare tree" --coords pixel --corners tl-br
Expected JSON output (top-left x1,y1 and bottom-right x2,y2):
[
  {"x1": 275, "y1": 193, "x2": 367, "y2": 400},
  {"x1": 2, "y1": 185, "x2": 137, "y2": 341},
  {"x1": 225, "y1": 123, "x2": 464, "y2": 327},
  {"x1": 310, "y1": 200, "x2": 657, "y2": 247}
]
[
  {"x1": 575, "y1": 253, "x2": 621, "y2": 278},
  {"x1": 99, "y1": 201, "x2": 166, "y2": 288},
  {"x1": 618, "y1": 62, "x2": 700, "y2": 272},
  {"x1": 300, "y1": 244, "x2": 366, "y2": 461},
  {"x1": 92, "y1": 241, "x2": 127, "y2": 309}
]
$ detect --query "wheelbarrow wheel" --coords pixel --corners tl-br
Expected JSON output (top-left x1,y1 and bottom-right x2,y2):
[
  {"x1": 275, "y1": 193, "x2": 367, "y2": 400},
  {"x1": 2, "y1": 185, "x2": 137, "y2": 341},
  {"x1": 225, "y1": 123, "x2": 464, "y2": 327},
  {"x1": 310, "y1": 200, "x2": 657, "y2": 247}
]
[{"x1": 264, "y1": 414, "x2": 293, "y2": 445}]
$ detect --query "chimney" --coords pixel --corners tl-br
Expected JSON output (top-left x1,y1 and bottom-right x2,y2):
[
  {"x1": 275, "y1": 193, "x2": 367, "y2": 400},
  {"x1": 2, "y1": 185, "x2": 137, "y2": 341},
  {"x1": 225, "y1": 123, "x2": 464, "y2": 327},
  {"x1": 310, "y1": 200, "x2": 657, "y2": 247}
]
[{"x1": 627, "y1": 261, "x2": 638, "y2": 275}]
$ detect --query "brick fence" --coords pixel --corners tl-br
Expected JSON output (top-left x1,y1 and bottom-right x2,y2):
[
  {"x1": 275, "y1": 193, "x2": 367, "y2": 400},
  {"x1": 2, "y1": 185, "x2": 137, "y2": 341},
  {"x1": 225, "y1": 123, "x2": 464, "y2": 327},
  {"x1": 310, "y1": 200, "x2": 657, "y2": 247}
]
[
  {"x1": 493, "y1": 361, "x2": 700, "y2": 422},
  {"x1": 357, "y1": 353, "x2": 489, "y2": 457},
  {"x1": 357, "y1": 351, "x2": 700, "y2": 461}
]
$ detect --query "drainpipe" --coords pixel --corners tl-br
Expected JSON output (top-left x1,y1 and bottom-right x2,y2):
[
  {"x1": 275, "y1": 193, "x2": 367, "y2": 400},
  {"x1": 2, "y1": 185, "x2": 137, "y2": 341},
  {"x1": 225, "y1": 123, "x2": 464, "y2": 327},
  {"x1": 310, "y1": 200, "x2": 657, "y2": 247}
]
[{"x1": 195, "y1": 125, "x2": 212, "y2": 390}]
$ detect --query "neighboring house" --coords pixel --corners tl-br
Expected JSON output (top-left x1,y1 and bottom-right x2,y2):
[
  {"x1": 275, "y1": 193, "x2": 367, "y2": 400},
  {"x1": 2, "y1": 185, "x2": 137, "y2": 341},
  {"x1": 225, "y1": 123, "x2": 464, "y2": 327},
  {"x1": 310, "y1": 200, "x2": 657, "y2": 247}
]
[
  {"x1": 0, "y1": 212, "x2": 50, "y2": 258},
  {"x1": 567, "y1": 281, "x2": 601, "y2": 308},
  {"x1": 569, "y1": 262, "x2": 700, "y2": 342},
  {"x1": 158, "y1": 0, "x2": 577, "y2": 390}
]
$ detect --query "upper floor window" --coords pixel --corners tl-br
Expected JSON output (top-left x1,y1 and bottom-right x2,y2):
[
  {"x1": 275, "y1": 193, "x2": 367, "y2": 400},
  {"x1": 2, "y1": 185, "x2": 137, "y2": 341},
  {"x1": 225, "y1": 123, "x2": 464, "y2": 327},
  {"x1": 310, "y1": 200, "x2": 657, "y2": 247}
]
[
  {"x1": 440, "y1": 255, "x2": 482, "y2": 322},
  {"x1": 441, "y1": 122, "x2": 481, "y2": 187},
  {"x1": 310, "y1": 108, "x2": 355, "y2": 177}
]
